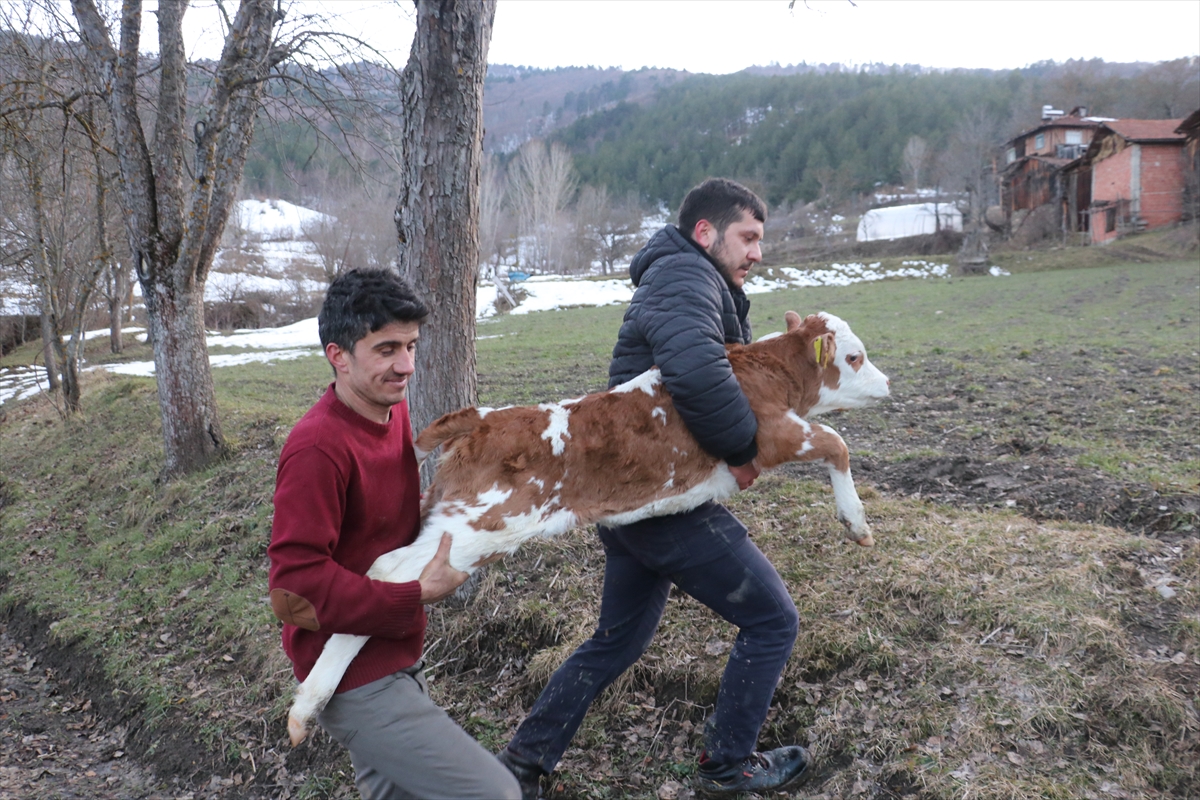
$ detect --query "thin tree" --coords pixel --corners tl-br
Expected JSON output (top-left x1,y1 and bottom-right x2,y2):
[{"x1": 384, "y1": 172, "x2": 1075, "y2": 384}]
[
  {"x1": 571, "y1": 184, "x2": 644, "y2": 275},
  {"x1": 477, "y1": 153, "x2": 506, "y2": 279},
  {"x1": 0, "y1": 23, "x2": 114, "y2": 412},
  {"x1": 902, "y1": 135, "x2": 927, "y2": 192},
  {"x1": 508, "y1": 139, "x2": 578, "y2": 273},
  {"x1": 395, "y1": 0, "x2": 498, "y2": 442},
  {"x1": 945, "y1": 108, "x2": 1003, "y2": 228}
]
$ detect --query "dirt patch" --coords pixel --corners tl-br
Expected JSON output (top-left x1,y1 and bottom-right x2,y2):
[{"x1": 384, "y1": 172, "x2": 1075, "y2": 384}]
[
  {"x1": 0, "y1": 601, "x2": 257, "y2": 799},
  {"x1": 830, "y1": 349, "x2": 1199, "y2": 538},
  {"x1": 852, "y1": 452, "x2": 1198, "y2": 537},
  {"x1": 0, "y1": 599, "x2": 355, "y2": 799}
]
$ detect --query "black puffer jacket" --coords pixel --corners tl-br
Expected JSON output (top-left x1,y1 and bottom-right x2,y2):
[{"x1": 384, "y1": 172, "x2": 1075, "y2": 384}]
[{"x1": 608, "y1": 225, "x2": 757, "y2": 466}]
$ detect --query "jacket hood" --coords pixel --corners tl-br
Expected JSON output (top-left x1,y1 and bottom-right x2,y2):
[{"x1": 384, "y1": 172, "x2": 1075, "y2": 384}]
[{"x1": 629, "y1": 225, "x2": 711, "y2": 286}]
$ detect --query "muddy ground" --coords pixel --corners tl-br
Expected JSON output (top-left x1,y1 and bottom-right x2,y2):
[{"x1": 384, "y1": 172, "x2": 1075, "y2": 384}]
[
  {"x1": 1, "y1": 341, "x2": 1197, "y2": 798},
  {"x1": 842, "y1": 348, "x2": 1199, "y2": 538}
]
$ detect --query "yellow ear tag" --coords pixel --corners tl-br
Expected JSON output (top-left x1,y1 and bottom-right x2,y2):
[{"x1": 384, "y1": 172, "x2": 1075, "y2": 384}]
[{"x1": 813, "y1": 338, "x2": 823, "y2": 366}]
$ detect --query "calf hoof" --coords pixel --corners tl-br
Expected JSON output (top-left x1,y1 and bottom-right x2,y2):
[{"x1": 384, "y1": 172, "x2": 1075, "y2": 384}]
[
  {"x1": 838, "y1": 514, "x2": 873, "y2": 546},
  {"x1": 288, "y1": 714, "x2": 310, "y2": 747}
]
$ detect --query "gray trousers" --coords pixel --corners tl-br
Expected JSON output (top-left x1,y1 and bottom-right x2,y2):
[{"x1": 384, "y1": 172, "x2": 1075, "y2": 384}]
[{"x1": 318, "y1": 665, "x2": 520, "y2": 800}]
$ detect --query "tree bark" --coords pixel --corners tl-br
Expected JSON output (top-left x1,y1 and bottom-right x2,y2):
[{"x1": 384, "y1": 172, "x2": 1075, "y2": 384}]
[
  {"x1": 39, "y1": 310, "x2": 59, "y2": 393},
  {"x1": 395, "y1": 0, "x2": 497, "y2": 443},
  {"x1": 107, "y1": 263, "x2": 129, "y2": 354}
]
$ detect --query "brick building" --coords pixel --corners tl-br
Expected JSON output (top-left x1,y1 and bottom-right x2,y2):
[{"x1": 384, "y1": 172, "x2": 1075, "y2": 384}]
[{"x1": 1077, "y1": 119, "x2": 1186, "y2": 243}]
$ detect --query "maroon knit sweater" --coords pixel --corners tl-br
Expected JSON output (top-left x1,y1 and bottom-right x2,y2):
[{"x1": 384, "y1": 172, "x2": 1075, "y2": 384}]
[{"x1": 268, "y1": 385, "x2": 425, "y2": 691}]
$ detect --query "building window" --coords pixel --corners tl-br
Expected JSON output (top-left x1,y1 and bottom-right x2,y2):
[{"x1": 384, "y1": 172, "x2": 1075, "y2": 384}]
[
  {"x1": 1006, "y1": 147, "x2": 1016, "y2": 164},
  {"x1": 1035, "y1": 133, "x2": 1046, "y2": 149},
  {"x1": 1105, "y1": 206, "x2": 1117, "y2": 233},
  {"x1": 1065, "y1": 130, "x2": 1083, "y2": 145}
]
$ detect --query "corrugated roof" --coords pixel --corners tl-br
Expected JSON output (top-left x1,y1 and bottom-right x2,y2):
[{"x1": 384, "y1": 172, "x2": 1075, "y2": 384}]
[
  {"x1": 1103, "y1": 119, "x2": 1186, "y2": 142},
  {"x1": 1001, "y1": 154, "x2": 1076, "y2": 176},
  {"x1": 1005, "y1": 114, "x2": 1102, "y2": 147}
]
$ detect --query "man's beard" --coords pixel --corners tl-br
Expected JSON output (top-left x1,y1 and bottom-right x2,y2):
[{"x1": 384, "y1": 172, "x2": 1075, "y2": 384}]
[{"x1": 708, "y1": 234, "x2": 746, "y2": 283}]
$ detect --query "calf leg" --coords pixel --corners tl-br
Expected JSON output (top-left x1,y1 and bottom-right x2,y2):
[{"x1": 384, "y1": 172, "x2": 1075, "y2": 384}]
[
  {"x1": 756, "y1": 412, "x2": 874, "y2": 546},
  {"x1": 289, "y1": 510, "x2": 563, "y2": 745},
  {"x1": 805, "y1": 424, "x2": 874, "y2": 545},
  {"x1": 288, "y1": 633, "x2": 369, "y2": 746}
]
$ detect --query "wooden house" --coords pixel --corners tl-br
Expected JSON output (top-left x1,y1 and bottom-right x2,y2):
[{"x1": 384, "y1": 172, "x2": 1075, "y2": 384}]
[
  {"x1": 999, "y1": 107, "x2": 1106, "y2": 234},
  {"x1": 1176, "y1": 108, "x2": 1200, "y2": 223}
]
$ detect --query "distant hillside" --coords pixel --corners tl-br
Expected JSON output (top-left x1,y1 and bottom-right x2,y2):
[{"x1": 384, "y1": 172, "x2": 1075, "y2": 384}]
[{"x1": 482, "y1": 65, "x2": 690, "y2": 154}]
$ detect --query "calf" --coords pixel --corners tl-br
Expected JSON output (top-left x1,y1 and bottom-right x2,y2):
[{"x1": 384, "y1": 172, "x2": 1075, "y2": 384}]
[{"x1": 286, "y1": 310, "x2": 889, "y2": 745}]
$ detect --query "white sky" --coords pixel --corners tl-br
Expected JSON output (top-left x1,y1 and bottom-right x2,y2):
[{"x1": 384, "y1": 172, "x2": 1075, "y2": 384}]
[{"x1": 162, "y1": 0, "x2": 1200, "y2": 73}]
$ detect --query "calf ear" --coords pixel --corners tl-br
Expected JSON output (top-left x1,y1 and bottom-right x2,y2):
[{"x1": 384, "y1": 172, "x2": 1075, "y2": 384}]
[
  {"x1": 811, "y1": 332, "x2": 836, "y2": 368},
  {"x1": 784, "y1": 310, "x2": 803, "y2": 331}
]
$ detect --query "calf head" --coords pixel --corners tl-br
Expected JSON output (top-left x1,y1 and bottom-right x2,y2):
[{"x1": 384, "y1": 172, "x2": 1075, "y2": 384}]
[{"x1": 785, "y1": 310, "x2": 890, "y2": 414}]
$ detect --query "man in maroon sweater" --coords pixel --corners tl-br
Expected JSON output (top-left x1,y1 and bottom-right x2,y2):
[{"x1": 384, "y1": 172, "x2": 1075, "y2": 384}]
[{"x1": 268, "y1": 269, "x2": 519, "y2": 799}]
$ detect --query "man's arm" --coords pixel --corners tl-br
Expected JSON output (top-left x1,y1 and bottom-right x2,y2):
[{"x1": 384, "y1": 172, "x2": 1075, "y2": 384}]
[{"x1": 639, "y1": 261, "x2": 759, "y2": 466}]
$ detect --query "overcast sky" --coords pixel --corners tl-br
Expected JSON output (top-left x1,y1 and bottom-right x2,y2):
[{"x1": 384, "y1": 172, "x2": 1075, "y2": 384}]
[{"x1": 164, "y1": 0, "x2": 1199, "y2": 73}]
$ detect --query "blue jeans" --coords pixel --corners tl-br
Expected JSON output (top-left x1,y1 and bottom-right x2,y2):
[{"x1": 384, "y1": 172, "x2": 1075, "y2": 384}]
[{"x1": 508, "y1": 502, "x2": 799, "y2": 773}]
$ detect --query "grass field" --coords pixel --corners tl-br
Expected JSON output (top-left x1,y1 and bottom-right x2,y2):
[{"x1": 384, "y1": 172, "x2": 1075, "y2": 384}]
[{"x1": 0, "y1": 249, "x2": 1197, "y2": 798}]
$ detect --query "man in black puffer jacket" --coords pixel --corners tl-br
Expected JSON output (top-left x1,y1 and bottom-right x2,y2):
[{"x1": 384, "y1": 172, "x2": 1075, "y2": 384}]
[{"x1": 497, "y1": 179, "x2": 810, "y2": 799}]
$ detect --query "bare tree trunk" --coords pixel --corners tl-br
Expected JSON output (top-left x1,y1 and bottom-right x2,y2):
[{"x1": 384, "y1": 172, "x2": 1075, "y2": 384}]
[
  {"x1": 59, "y1": 330, "x2": 82, "y2": 413},
  {"x1": 108, "y1": 263, "x2": 128, "y2": 353},
  {"x1": 395, "y1": 0, "x2": 497, "y2": 444},
  {"x1": 39, "y1": 309, "x2": 59, "y2": 392},
  {"x1": 25, "y1": 147, "x2": 60, "y2": 394},
  {"x1": 145, "y1": 279, "x2": 223, "y2": 466}
]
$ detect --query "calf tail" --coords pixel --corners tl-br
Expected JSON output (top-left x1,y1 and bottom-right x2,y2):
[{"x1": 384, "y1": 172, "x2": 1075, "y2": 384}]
[{"x1": 414, "y1": 407, "x2": 484, "y2": 463}]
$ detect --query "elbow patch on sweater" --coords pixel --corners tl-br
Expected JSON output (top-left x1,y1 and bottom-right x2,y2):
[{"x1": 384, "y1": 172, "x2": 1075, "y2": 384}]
[{"x1": 270, "y1": 588, "x2": 320, "y2": 631}]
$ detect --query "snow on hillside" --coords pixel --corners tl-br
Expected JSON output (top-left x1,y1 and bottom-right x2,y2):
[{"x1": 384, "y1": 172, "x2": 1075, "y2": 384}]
[
  {"x1": 207, "y1": 199, "x2": 330, "y2": 300},
  {"x1": 0, "y1": 277, "x2": 38, "y2": 316},
  {"x1": 235, "y1": 198, "x2": 330, "y2": 239}
]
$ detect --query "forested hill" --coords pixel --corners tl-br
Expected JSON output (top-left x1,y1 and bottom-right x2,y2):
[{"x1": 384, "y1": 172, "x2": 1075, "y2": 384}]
[
  {"x1": 236, "y1": 58, "x2": 1196, "y2": 207},
  {"x1": 549, "y1": 59, "x2": 1198, "y2": 209}
]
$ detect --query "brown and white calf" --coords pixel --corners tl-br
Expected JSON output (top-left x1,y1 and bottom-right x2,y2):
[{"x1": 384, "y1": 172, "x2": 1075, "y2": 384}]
[{"x1": 286, "y1": 310, "x2": 889, "y2": 745}]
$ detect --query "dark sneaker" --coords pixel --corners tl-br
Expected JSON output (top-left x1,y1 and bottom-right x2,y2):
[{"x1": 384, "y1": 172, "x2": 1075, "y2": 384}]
[
  {"x1": 695, "y1": 746, "x2": 811, "y2": 797},
  {"x1": 496, "y1": 747, "x2": 544, "y2": 800}
]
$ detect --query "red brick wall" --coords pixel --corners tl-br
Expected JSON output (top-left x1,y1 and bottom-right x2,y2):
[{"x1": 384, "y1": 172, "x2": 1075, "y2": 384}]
[
  {"x1": 1089, "y1": 143, "x2": 1185, "y2": 243},
  {"x1": 1138, "y1": 143, "x2": 1185, "y2": 229},
  {"x1": 1092, "y1": 147, "x2": 1133, "y2": 204},
  {"x1": 1090, "y1": 148, "x2": 1132, "y2": 243}
]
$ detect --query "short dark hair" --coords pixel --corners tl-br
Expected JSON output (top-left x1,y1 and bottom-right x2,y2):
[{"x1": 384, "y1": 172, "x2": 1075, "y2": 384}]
[
  {"x1": 318, "y1": 268, "x2": 429, "y2": 352},
  {"x1": 677, "y1": 178, "x2": 767, "y2": 238}
]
